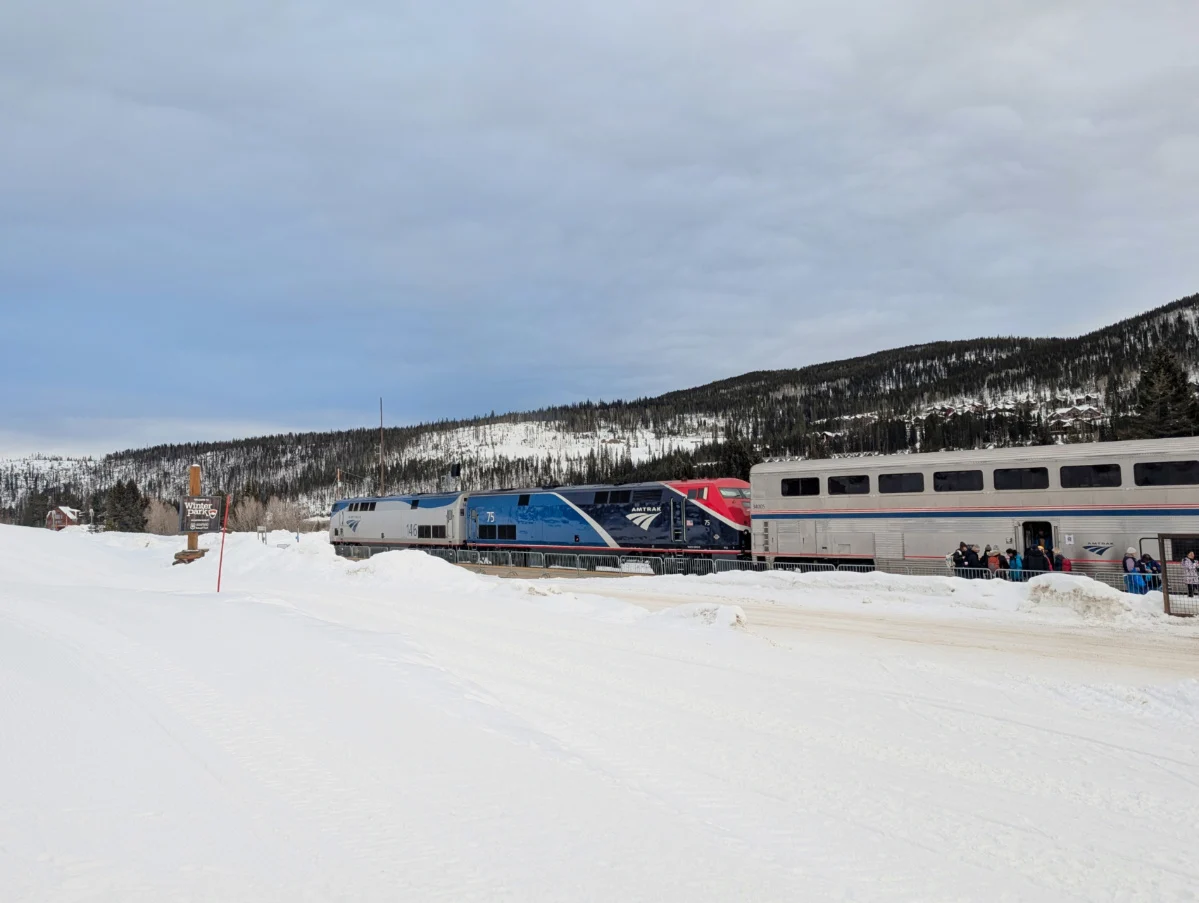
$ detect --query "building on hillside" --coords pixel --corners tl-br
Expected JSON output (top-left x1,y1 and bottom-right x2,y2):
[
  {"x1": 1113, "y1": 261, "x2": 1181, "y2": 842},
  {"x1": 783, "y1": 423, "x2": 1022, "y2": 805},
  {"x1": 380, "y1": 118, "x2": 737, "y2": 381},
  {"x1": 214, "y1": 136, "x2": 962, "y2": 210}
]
[
  {"x1": 45, "y1": 506, "x2": 80, "y2": 531},
  {"x1": 1048, "y1": 404, "x2": 1104, "y2": 437}
]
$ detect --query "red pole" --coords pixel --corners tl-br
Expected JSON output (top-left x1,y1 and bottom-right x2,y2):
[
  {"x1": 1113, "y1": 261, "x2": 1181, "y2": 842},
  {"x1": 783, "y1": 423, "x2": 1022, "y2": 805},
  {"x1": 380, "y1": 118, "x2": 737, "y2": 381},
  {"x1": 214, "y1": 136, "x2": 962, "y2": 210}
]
[{"x1": 216, "y1": 494, "x2": 232, "y2": 593}]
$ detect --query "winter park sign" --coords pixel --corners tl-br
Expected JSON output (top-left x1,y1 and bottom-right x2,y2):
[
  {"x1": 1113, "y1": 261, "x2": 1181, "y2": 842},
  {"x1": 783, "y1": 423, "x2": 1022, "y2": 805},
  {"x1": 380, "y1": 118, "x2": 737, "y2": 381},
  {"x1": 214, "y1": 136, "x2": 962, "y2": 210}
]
[{"x1": 179, "y1": 496, "x2": 221, "y2": 534}]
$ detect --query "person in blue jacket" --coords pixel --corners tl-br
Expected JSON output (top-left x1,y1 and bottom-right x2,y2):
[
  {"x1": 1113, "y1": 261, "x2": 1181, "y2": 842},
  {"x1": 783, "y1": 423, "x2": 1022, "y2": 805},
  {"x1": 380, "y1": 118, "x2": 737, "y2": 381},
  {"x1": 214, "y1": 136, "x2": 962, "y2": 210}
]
[
  {"x1": 1123, "y1": 547, "x2": 1145, "y2": 594},
  {"x1": 1006, "y1": 548, "x2": 1023, "y2": 582}
]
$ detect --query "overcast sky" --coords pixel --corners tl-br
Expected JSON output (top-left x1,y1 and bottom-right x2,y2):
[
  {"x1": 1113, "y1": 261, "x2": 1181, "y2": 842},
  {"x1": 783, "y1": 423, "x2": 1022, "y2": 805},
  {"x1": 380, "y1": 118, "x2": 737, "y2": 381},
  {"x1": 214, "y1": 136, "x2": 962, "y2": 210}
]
[{"x1": 2, "y1": 0, "x2": 1197, "y2": 456}]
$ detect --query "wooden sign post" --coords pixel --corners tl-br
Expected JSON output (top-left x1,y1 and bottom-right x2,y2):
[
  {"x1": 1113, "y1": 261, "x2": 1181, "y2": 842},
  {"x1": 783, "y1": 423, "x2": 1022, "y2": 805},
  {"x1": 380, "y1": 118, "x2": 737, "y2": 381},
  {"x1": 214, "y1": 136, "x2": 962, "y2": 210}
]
[
  {"x1": 188, "y1": 464, "x2": 201, "y2": 553},
  {"x1": 173, "y1": 464, "x2": 213, "y2": 565}
]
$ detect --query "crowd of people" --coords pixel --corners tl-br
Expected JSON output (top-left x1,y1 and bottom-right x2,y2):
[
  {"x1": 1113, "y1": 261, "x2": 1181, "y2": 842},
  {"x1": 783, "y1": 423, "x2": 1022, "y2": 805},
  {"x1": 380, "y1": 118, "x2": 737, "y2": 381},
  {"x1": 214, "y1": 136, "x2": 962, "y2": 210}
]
[
  {"x1": 945, "y1": 541, "x2": 1199, "y2": 596},
  {"x1": 947, "y1": 541, "x2": 1070, "y2": 580}
]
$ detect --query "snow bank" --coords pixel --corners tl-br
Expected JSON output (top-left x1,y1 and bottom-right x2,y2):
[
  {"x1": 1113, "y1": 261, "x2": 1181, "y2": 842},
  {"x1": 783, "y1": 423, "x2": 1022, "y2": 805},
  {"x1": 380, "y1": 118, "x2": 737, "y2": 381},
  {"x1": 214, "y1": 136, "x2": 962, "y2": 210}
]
[
  {"x1": 346, "y1": 548, "x2": 495, "y2": 595},
  {"x1": 1022, "y1": 573, "x2": 1168, "y2": 622}
]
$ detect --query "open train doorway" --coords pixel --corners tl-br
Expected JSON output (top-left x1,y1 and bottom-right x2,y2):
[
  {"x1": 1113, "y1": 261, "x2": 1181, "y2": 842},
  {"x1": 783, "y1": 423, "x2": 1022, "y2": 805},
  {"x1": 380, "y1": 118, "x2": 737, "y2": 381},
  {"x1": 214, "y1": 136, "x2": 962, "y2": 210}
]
[{"x1": 1021, "y1": 521, "x2": 1055, "y2": 553}]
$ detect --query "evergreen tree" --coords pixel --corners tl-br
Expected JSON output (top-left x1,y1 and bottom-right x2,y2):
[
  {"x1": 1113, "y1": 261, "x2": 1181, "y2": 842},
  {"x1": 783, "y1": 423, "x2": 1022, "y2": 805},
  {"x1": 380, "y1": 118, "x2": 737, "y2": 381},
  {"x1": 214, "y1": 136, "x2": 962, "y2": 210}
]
[
  {"x1": 1130, "y1": 348, "x2": 1199, "y2": 438},
  {"x1": 718, "y1": 437, "x2": 761, "y2": 482},
  {"x1": 106, "y1": 480, "x2": 148, "y2": 532}
]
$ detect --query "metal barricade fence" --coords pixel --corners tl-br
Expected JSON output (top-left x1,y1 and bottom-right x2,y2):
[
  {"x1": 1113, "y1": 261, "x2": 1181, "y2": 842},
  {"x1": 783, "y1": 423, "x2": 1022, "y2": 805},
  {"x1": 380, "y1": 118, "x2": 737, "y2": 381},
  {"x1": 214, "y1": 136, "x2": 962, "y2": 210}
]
[
  {"x1": 543, "y1": 552, "x2": 580, "y2": 571},
  {"x1": 714, "y1": 558, "x2": 770, "y2": 573},
  {"x1": 619, "y1": 557, "x2": 661, "y2": 575},
  {"x1": 577, "y1": 553, "x2": 624, "y2": 573},
  {"x1": 900, "y1": 565, "x2": 953, "y2": 577},
  {"x1": 663, "y1": 557, "x2": 724, "y2": 577},
  {"x1": 835, "y1": 564, "x2": 876, "y2": 574},
  {"x1": 771, "y1": 562, "x2": 836, "y2": 574}
]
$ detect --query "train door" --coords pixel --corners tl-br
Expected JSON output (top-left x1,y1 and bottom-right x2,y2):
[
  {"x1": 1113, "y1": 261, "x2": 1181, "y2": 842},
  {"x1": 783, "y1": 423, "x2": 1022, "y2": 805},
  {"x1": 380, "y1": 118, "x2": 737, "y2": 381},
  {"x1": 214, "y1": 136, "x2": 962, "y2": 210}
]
[
  {"x1": 670, "y1": 498, "x2": 685, "y2": 543},
  {"x1": 1020, "y1": 521, "x2": 1055, "y2": 553}
]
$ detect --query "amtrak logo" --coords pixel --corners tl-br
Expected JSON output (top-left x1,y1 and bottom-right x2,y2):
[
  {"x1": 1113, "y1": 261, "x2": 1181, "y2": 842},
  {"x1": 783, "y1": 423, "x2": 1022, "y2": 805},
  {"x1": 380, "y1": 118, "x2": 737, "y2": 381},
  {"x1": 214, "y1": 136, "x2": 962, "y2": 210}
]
[
  {"x1": 347, "y1": 518, "x2": 361, "y2": 533},
  {"x1": 1083, "y1": 544, "x2": 1112, "y2": 557},
  {"x1": 626, "y1": 510, "x2": 660, "y2": 530}
]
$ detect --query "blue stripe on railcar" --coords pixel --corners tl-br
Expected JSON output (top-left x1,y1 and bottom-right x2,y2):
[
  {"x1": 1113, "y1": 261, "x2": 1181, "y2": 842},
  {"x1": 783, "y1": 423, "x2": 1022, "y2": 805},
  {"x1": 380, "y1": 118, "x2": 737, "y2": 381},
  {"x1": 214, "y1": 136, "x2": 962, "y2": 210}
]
[{"x1": 754, "y1": 506, "x2": 1199, "y2": 520}]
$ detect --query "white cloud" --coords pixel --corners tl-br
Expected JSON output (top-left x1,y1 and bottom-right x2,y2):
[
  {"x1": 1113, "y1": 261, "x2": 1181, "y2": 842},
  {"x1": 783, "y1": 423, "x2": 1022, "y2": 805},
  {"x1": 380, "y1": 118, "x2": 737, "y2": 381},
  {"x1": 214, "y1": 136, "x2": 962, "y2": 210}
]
[{"x1": 1, "y1": 0, "x2": 1197, "y2": 447}]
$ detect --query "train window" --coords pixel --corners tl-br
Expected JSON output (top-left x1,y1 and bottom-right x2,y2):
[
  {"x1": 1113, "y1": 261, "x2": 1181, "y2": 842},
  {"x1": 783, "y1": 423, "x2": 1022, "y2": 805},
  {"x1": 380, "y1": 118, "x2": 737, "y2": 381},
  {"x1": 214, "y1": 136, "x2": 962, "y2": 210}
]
[
  {"x1": 432, "y1": 525, "x2": 447, "y2": 539},
  {"x1": 410, "y1": 500, "x2": 419, "y2": 509},
  {"x1": 719, "y1": 487, "x2": 748, "y2": 499},
  {"x1": 594, "y1": 491, "x2": 610, "y2": 504},
  {"x1": 994, "y1": 467, "x2": 1049, "y2": 491},
  {"x1": 369, "y1": 502, "x2": 377, "y2": 511},
  {"x1": 631, "y1": 489, "x2": 660, "y2": 505},
  {"x1": 828, "y1": 475, "x2": 870, "y2": 495},
  {"x1": 933, "y1": 470, "x2": 983, "y2": 492},
  {"x1": 610, "y1": 490, "x2": 633, "y2": 504},
  {"x1": 498, "y1": 524, "x2": 517, "y2": 540},
  {"x1": 781, "y1": 478, "x2": 819, "y2": 497},
  {"x1": 417, "y1": 525, "x2": 432, "y2": 539},
  {"x1": 1134, "y1": 460, "x2": 1199, "y2": 486},
  {"x1": 1060, "y1": 463, "x2": 1122, "y2": 488},
  {"x1": 518, "y1": 494, "x2": 530, "y2": 507},
  {"x1": 349, "y1": 503, "x2": 358, "y2": 511},
  {"x1": 478, "y1": 524, "x2": 497, "y2": 539},
  {"x1": 687, "y1": 489, "x2": 697, "y2": 499},
  {"x1": 879, "y1": 473, "x2": 924, "y2": 494}
]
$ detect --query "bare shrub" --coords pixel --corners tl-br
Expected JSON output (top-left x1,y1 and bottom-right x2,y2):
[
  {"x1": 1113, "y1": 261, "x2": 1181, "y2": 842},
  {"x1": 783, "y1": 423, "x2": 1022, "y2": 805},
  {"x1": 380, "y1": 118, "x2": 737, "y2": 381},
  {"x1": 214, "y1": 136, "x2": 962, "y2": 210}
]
[
  {"x1": 229, "y1": 497, "x2": 266, "y2": 532},
  {"x1": 145, "y1": 498, "x2": 179, "y2": 535},
  {"x1": 265, "y1": 496, "x2": 306, "y2": 532}
]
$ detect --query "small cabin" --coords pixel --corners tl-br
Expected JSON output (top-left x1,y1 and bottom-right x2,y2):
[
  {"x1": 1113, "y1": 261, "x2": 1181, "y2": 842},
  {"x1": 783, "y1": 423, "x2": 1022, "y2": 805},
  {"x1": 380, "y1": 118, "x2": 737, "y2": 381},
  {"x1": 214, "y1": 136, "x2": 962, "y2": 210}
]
[{"x1": 45, "y1": 506, "x2": 80, "y2": 531}]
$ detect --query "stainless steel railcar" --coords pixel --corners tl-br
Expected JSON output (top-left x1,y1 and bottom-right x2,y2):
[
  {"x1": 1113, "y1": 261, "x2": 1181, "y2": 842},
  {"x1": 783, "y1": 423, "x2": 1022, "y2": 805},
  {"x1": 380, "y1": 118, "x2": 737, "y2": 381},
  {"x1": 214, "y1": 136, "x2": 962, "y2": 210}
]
[{"x1": 750, "y1": 438, "x2": 1199, "y2": 574}]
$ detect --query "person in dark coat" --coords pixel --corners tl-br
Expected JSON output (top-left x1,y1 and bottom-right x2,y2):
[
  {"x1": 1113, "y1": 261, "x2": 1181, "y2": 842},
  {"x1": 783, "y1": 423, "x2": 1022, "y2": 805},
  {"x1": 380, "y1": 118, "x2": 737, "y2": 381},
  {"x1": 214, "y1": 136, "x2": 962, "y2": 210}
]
[
  {"x1": 1052, "y1": 548, "x2": 1072, "y2": 572},
  {"x1": 1140, "y1": 553, "x2": 1162, "y2": 591},
  {"x1": 1024, "y1": 545, "x2": 1051, "y2": 575},
  {"x1": 951, "y1": 542, "x2": 967, "y2": 578},
  {"x1": 963, "y1": 544, "x2": 981, "y2": 576}
]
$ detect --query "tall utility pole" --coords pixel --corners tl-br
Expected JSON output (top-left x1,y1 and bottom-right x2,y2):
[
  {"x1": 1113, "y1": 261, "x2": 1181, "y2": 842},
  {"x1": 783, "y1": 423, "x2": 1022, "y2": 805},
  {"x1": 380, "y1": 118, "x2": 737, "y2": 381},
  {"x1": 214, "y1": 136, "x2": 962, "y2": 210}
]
[{"x1": 379, "y1": 397, "x2": 385, "y2": 497}]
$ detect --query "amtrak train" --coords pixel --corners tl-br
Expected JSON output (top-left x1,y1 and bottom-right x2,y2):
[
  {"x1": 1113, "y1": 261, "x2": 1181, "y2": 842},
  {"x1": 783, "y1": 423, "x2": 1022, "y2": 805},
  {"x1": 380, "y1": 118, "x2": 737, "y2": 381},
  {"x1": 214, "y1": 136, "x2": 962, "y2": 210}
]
[
  {"x1": 330, "y1": 478, "x2": 751, "y2": 558},
  {"x1": 750, "y1": 437, "x2": 1199, "y2": 574}
]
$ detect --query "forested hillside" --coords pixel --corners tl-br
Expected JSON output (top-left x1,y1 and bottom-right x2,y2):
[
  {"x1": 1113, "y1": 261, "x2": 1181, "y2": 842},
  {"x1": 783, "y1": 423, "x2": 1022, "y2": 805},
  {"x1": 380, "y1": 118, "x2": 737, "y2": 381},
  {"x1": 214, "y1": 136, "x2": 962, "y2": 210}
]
[{"x1": 4, "y1": 292, "x2": 1198, "y2": 525}]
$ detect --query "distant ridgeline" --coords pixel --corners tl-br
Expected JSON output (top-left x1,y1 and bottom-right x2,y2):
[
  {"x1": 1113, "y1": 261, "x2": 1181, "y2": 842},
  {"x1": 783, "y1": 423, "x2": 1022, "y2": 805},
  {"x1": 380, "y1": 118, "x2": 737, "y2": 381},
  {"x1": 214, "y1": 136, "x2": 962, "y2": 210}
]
[{"x1": 4, "y1": 291, "x2": 1198, "y2": 525}]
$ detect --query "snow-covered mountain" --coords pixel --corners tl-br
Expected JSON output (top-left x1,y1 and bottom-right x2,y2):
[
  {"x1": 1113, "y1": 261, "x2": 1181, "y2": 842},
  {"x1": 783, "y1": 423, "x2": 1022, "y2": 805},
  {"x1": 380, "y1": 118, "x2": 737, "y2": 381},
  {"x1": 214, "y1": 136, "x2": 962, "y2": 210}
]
[{"x1": 5, "y1": 291, "x2": 1197, "y2": 519}]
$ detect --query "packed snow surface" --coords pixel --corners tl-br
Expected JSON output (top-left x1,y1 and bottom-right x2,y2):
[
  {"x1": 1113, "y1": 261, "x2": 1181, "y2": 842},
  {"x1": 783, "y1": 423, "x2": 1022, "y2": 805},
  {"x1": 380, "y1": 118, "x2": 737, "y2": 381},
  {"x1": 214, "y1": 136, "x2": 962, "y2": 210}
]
[{"x1": 2, "y1": 526, "x2": 1199, "y2": 901}]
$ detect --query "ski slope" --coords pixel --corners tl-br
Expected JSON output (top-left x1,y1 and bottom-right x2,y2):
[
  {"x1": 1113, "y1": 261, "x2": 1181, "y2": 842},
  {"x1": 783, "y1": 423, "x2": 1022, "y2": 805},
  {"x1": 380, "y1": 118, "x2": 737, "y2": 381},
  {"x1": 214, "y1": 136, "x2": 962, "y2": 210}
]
[{"x1": 2, "y1": 526, "x2": 1198, "y2": 901}]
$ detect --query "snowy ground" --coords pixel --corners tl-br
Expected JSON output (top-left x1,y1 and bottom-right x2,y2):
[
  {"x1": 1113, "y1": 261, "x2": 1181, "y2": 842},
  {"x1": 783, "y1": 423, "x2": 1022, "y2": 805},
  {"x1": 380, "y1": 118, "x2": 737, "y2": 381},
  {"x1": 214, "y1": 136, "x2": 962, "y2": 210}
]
[{"x1": 2, "y1": 527, "x2": 1198, "y2": 901}]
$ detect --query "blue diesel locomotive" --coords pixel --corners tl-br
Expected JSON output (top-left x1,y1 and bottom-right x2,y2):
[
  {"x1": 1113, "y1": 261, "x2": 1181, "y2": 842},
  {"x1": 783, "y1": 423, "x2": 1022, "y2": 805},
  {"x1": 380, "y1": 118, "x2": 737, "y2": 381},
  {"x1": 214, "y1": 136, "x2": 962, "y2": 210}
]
[{"x1": 330, "y1": 479, "x2": 750, "y2": 558}]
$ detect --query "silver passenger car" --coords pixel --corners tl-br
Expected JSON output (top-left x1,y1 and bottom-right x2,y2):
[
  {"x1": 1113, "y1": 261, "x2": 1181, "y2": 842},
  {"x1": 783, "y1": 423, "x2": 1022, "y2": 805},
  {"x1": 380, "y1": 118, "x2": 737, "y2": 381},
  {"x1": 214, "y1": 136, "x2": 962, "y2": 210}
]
[
  {"x1": 750, "y1": 438, "x2": 1199, "y2": 575},
  {"x1": 330, "y1": 492, "x2": 467, "y2": 554}
]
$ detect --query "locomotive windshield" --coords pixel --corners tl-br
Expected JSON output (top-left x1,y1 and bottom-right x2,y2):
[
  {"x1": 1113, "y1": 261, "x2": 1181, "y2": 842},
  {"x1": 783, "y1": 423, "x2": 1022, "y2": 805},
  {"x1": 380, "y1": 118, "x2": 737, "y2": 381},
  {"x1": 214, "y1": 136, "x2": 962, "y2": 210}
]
[{"x1": 719, "y1": 487, "x2": 750, "y2": 498}]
